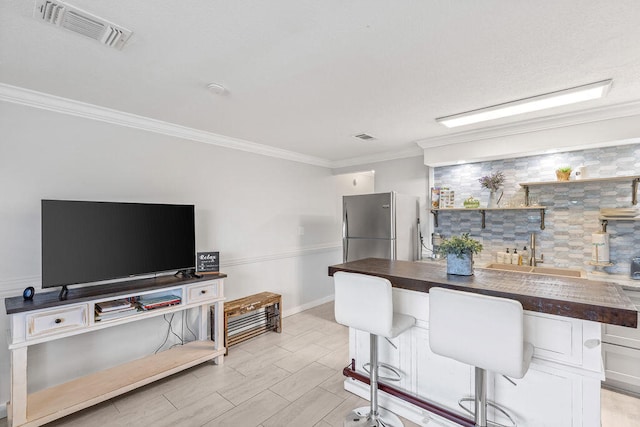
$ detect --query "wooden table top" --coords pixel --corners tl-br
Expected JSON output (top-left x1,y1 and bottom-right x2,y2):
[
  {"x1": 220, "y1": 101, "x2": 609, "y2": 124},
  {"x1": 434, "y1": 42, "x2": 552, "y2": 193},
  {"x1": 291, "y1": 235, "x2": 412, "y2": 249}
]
[
  {"x1": 328, "y1": 258, "x2": 637, "y2": 328},
  {"x1": 5, "y1": 273, "x2": 227, "y2": 315}
]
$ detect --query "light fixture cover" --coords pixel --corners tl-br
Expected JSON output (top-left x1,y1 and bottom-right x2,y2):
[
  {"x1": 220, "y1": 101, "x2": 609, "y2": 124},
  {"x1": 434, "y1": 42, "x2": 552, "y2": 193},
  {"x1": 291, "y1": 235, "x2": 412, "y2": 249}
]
[
  {"x1": 207, "y1": 83, "x2": 227, "y2": 95},
  {"x1": 436, "y1": 79, "x2": 612, "y2": 128}
]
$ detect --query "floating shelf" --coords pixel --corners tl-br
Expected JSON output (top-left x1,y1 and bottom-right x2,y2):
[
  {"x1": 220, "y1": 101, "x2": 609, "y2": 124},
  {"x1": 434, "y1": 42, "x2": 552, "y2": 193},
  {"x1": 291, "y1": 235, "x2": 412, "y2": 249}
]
[
  {"x1": 430, "y1": 207, "x2": 547, "y2": 230},
  {"x1": 598, "y1": 216, "x2": 640, "y2": 232},
  {"x1": 519, "y1": 175, "x2": 640, "y2": 206}
]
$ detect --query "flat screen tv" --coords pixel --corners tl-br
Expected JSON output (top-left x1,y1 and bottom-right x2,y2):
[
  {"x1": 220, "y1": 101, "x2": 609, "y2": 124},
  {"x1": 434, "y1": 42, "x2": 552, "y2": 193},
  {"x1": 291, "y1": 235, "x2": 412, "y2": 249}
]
[{"x1": 42, "y1": 200, "x2": 195, "y2": 289}]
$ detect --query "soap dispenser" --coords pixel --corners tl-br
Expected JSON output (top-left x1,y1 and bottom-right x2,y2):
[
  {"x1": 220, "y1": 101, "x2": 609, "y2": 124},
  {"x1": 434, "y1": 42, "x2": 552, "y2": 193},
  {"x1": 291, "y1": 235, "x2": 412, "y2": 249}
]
[
  {"x1": 512, "y1": 248, "x2": 519, "y2": 265},
  {"x1": 505, "y1": 248, "x2": 511, "y2": 264},
  {"x1": 521, "y1": 246, "x2": 530, "y2": 266}
]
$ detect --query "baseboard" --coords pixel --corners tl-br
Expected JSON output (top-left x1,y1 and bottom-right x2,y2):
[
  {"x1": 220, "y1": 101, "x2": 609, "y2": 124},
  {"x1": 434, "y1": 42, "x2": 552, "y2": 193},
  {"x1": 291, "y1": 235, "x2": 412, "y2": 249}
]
[
  {"x1": 0, "y1": 402, "x2": 7, "y2": 420},
  {"x1": 282, "y1": 294, "x2": 335, "y2": 318}
]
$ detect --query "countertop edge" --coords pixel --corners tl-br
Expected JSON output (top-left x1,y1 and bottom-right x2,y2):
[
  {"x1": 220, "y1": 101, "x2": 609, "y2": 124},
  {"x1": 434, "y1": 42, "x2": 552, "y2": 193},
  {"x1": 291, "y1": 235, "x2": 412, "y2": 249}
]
[{"x1": 328, "y1": 261, "x2": 637, "y2": 328}]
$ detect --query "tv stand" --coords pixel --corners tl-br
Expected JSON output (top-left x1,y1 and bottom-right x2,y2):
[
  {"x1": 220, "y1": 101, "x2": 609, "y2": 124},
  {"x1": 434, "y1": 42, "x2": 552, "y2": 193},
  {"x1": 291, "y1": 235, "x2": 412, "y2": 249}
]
[{"x1": 4, "y1": 274, "x2": 226, "y2": 427}]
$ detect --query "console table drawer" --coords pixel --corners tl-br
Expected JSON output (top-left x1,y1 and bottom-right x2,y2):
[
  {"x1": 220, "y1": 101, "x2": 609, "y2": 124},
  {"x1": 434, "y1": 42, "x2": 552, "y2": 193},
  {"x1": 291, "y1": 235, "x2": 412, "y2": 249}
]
[
  {"x1": 186, "y1": 282, "x2": 219, "y2": 303},
  {"x1": 27, "y1": 305, "x2": 88, "y2": 339}
]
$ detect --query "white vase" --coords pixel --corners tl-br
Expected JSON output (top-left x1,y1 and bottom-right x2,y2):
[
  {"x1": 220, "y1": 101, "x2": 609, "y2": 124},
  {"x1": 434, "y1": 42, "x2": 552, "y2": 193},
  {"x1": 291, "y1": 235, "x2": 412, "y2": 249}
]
[{"x1": 488, "y1": 191, "x2": 498, "y2": 208}]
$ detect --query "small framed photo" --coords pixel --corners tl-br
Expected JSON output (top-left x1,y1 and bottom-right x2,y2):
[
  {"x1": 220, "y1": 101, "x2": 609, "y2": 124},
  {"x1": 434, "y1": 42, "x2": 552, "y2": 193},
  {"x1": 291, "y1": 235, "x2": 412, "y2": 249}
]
[{"x1": 197, "y1": 251, "x2": 219, "y2": 274}]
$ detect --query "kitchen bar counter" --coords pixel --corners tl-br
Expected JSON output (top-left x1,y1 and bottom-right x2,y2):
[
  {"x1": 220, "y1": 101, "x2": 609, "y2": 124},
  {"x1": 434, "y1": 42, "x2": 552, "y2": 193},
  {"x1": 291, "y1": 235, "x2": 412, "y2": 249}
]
[
  {"x1": 329, "y1": 258, "x2": 637, "y2": 426},
  {"x1": 328, "y1": 257, "x2": 637, "y2": 327}
]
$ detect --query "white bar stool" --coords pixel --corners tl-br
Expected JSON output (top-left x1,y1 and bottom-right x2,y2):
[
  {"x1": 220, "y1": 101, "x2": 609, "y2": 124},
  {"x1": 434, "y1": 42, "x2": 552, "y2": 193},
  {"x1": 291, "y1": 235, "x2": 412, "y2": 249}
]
[
  {"x1": 334, "y1": 271, "x2": 416, "y2": 427},
  {"x1": 428, "y1": 287, "x2": 534, "y2": 427}
]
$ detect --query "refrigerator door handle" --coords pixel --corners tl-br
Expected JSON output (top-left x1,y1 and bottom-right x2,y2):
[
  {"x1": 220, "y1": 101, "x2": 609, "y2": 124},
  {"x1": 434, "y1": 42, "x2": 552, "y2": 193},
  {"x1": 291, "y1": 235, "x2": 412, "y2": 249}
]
[
  {"x1": 343, "y1": 210, "x2": 349, "y2": 262},
  {"x1": 344, "y1": 237, "x2": 349, "y2": 263}
]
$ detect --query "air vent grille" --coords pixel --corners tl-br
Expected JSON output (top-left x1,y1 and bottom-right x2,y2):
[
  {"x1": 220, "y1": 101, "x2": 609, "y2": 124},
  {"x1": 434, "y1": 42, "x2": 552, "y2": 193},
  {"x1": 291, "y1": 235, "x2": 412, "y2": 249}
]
[
  {"x1": 34, "y1": 0, "x2": 132, "y2": 49},
  {"x1": 354, "y1": 133, "x2": 375, "y2": 141}
]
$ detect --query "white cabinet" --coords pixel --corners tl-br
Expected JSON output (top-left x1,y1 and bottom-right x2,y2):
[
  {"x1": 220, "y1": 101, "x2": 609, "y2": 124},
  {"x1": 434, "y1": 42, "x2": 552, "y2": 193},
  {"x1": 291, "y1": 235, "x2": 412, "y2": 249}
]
[
  {"x1": 603, "y1": 343, "x2": 640, "y2": 395},
  {"x1": 347, "y1": 290, "x2": 605, "y2": 427},
  {"x1": 602, "y1": 288, "x2": 640, "y2": 395},
  {"x1": 412, "y1": 326, "x2": 472, "y2": 415},
  {"x1": 491, "y1": 366, "x2": 578, "y2": 427}
]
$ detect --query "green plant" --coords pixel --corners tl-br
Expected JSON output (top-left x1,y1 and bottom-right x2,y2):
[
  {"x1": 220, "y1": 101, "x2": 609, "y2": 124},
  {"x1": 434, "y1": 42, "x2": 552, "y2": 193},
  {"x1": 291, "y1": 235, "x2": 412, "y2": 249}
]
[
  {"x1": 437, "y1": 233, "x2": 483, "y2": 258},
  {"x1": 556, "y1": 166, "x2": 572, "y2": 173}
]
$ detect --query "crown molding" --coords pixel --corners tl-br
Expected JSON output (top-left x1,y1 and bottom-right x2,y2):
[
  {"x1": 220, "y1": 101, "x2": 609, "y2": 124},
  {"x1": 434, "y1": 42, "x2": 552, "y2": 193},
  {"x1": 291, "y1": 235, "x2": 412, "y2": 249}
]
[
  {"x1": 330, "y1": 145, "x2": 423, "y2": 169},
  {"x1": 0, "y1": 83, "x2": 333, "y2": 168},
  {"x1": 417, "y1": 99, "x2": 640, "y2": 148}
]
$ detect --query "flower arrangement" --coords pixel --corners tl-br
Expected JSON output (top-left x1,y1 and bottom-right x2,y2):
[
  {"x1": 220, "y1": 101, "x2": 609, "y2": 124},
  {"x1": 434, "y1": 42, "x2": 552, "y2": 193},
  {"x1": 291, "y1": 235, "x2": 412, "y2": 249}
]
[
  {"x1": 478, "y1": 171, "x2": 505, "y2": 191},
  {"x1": 437, "y1": 233, "x2": 483, "y2": 259}
]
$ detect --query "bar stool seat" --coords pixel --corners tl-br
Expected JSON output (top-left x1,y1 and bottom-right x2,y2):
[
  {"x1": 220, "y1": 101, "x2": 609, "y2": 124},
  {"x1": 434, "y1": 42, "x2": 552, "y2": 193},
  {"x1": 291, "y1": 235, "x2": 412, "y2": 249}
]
[
  {"x1": 334, "y1": 271, "x2": 415, "y2": 427},
  {"x1": 429, "y1": 287, "x2": 534, "y2": 427}
]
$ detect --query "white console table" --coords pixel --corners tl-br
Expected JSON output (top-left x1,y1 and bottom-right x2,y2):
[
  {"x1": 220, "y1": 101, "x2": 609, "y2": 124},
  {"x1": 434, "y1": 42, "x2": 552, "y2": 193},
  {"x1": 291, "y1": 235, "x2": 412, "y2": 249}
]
[{"x1": 4, "y1": 274, "x2": 226, "y2": 427}]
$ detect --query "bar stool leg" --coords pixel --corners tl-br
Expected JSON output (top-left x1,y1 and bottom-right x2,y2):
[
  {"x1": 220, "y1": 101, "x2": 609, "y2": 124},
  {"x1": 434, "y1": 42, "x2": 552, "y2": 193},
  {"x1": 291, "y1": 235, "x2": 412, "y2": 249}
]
[
  {"x1": 344, "y1": 334, "x2": 404, "y2": 427},
  {"x1": 370, "y1": 334, "x2": 380, "y2": 422},
  {"x1": 475, "y1": 367, "x2": 487, "y2": 427}
]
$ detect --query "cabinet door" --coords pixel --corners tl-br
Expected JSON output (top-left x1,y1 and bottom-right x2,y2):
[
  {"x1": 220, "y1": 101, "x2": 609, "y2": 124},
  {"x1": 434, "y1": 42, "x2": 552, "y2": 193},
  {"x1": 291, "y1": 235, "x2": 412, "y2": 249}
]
[
  {"x1": 491, "y1": 367, "x2": 578, "y2": 427},
  {"x1": 603, "y1": 343, "x2": 640, "y2": 394},
  {"x1": 413, "y1": 327, "x2": 472, "y2": 415},
  {"x1": 602, "y1": 289, "x2": 640, "y2": 349}
]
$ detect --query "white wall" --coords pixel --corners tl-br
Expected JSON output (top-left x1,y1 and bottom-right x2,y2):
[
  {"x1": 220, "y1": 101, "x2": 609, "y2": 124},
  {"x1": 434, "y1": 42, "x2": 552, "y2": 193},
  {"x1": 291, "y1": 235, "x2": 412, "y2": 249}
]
[{"x1": 0, "y1": 102, "x2": 342, "y2": 404}]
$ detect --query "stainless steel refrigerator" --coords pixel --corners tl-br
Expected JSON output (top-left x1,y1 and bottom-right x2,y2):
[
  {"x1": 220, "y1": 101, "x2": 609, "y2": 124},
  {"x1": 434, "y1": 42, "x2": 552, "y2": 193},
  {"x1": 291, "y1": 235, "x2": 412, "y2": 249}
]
[{"x1": 343, "y1": 192, "x2": 420, "y2": 263}]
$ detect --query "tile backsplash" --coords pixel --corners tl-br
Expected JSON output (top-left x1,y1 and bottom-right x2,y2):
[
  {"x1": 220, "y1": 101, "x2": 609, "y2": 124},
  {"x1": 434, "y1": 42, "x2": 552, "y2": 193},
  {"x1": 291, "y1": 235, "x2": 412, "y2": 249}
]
[{"x1": 432, "y1": 144, "x2": 640, "y2": 275}]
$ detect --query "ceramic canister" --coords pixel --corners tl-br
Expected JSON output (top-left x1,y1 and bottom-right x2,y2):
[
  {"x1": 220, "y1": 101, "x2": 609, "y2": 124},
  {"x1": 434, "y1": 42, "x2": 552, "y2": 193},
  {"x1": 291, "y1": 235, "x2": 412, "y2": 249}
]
[
  {"x1": 591, "y1": 231, "x2": 610, "y2": 263},
  {"x1": 575, "y1": 165, "x2": 587, "y2": 180}
]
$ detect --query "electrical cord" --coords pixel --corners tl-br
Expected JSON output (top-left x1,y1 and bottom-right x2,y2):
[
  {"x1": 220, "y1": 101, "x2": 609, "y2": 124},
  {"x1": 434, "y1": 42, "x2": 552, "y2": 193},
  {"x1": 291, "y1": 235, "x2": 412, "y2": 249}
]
[{"x1": 154, "y1": 313, "x2": 184, "y2": 354}]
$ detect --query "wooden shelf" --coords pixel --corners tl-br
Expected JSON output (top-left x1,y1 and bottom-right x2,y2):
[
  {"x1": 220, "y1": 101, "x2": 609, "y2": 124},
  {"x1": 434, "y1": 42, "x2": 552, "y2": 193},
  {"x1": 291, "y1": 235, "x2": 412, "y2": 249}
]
[
  {"x1": 430, "y1": 206, "x2": 547, "y2": 230},
  {"x1": 23, "y1": 341, "x2": 223, "y2": 427},
  {"x1": 599, "y1": 216, "x2": 640, "y2": 232},
  {"x1": 519, "y1": 175, "x2": 640, "y2": 206},
  {"x1": 599, "y1": 216, "x2": 640, "y2": 221},
  {"x1": 430, "y1": 207, "x2": 546, "y2": 211}
]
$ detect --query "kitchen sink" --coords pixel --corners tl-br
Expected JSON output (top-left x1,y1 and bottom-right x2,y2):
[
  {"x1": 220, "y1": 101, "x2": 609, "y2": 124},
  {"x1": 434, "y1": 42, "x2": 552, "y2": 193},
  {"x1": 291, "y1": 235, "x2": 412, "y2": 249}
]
[{"x1": 481, "y1": 263, "x2": 586, "y2": 278}]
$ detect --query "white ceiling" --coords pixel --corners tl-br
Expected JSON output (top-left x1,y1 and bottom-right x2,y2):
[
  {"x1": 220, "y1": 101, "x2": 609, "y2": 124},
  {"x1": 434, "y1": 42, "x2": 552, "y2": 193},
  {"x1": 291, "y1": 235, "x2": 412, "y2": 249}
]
[{"x1": 3, "y1": 0, "x2": 640, "y2": 166}]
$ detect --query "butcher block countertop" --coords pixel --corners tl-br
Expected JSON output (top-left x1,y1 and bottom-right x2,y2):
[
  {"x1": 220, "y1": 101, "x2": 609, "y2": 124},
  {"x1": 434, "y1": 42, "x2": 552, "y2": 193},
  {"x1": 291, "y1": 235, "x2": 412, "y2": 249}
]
[{"x1": 328, "y1": 258, "x2": 638, "y2": 328}]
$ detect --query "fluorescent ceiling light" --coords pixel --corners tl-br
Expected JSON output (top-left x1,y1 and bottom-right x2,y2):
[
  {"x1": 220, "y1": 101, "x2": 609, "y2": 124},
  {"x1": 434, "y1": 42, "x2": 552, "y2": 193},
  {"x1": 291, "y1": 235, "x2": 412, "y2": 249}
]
[{"x1": 436, "y1": 79, "x2": 612, "y2": 128}]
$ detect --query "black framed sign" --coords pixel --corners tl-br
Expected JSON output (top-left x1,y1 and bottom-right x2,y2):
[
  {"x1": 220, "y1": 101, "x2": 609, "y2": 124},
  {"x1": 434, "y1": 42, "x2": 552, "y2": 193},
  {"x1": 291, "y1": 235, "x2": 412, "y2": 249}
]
[{"x1": 196, "y1": 251, "x2": 219, "y2": 274}]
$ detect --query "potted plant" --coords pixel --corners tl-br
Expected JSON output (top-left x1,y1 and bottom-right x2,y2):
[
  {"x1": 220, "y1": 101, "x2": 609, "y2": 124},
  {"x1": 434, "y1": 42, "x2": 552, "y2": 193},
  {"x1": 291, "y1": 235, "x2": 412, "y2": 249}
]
[
  {"x1": 556, "y1": 166, "x2": 572, "y2": 181},
  {"x1": 437, "y1": 233, "x2": 483, "y2": 276},
  {"x1": 478, "y1": 171, "x2": 505, "y2": 208}
]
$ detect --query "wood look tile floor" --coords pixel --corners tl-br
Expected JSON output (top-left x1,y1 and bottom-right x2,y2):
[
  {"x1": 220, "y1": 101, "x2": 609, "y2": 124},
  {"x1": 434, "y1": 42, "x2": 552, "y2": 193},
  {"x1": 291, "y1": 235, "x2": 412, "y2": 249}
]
[{"x1": 2, "y1": 301, "x2": 639, "y2": 427}]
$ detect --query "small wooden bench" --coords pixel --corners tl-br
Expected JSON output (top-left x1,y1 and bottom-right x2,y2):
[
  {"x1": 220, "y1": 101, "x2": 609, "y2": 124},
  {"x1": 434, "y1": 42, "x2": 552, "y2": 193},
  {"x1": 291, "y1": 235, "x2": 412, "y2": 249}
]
[{"x1": 212, "y1": 291, "x2": 282, "y2": 354}]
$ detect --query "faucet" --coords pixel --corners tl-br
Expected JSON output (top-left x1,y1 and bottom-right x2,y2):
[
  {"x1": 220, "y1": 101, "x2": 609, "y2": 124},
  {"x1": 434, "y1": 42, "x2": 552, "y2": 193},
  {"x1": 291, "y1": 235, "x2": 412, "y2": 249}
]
[{"x1": 529, "y1": 232, "x2": 544, "y2": 266}]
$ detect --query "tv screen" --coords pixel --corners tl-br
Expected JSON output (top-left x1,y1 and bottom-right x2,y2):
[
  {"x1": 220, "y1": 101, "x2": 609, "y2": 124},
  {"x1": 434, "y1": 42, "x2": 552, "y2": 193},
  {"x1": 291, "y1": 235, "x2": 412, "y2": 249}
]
[{"x1": 42, "y1": 200, "x2": 195, "y2": 288}]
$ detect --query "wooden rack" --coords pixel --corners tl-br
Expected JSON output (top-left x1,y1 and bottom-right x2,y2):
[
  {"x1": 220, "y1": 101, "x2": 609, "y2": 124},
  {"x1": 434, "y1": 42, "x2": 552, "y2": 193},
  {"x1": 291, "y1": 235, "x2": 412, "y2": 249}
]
[{"x1": 213, "y1": 291, "x2": 281, "y2": 354}]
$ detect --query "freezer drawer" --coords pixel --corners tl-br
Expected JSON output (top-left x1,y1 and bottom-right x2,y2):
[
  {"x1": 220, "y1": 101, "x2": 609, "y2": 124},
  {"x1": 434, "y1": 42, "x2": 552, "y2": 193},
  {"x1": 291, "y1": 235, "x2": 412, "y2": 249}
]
[{"x1": 344, "y1": 238, "x2": 393, "y2": 262}]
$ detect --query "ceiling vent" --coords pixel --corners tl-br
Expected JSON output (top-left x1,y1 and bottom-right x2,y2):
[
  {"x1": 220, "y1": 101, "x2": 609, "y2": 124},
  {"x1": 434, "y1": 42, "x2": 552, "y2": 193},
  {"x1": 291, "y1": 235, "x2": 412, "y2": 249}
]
[
  {"x1": 354, "y1": 133, "x2": 375, "y2": 141},
  {"x1": 34, "y1": 0, "x2": 132, "y2": 50}
]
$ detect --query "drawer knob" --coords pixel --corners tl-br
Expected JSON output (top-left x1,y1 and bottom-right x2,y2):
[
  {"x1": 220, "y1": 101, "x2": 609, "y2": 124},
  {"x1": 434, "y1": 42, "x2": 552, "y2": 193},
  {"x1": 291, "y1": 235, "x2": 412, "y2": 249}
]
[
  {"x1": 54, "y1": 318, "x2": 64, "y2": 324},
  {"x1": 201, "y1": 290, "x2": 207, "y2": 295}
]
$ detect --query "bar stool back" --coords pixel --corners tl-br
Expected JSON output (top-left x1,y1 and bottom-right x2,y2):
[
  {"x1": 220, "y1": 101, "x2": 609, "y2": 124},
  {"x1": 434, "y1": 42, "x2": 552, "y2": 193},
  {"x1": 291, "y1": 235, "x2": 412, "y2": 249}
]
[
  {"x1": 429, "y1": 287, "x2": 534, "y2": 427},
  {"x1": 334, "y1": 271, "x2": 415, "y2": 427}
]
